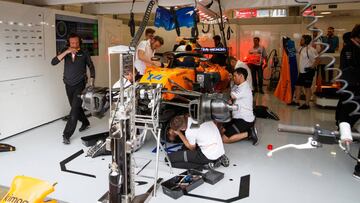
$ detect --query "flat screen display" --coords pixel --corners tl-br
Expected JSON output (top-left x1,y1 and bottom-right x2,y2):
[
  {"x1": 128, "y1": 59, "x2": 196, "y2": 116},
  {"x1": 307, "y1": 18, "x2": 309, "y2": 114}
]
[{"x1": 55, "y1": 14, "x2": 99, "y2": 56}]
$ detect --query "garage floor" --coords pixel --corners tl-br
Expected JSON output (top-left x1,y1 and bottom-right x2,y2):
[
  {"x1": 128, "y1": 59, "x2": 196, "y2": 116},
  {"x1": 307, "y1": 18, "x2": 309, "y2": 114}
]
[{"x1": 0, "y1": 93, "x2": 359, "y2": 203}]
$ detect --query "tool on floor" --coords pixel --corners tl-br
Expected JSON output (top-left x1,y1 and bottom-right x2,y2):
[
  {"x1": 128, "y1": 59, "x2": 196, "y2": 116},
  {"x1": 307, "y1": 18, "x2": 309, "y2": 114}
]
[{"x1": 268, "y1": 123, "x2": 360, "y2": 162}]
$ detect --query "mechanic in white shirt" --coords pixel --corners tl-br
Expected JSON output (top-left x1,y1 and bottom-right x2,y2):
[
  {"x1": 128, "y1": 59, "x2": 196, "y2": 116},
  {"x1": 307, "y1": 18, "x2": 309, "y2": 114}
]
[
  {"x1": 175, "y1": 44, "x2": 186, "y2": 52},
  {"x1": 221, "y1": 67, "x2": 259, "y2": 145},
  {"x1": 168, "y1": 115, "x2": 229, "y2": 169},
  {"x1": 112, "y1": 68, "x2": 137, "y2": 102},
  {"x1": 144, "y1": 28, "x2": 155, "y2": 40},
  {"x1": 112, "y1": 68, "x2": 136, "y2": 89},
  {"x1": 229, "y1": 56, "x2": 253, "y2": 91},
  {"x1": 291, "y1": 35, "x2": 320, "y2": 110},
  {"x1": 134, "y1": 36, "x2": 164, "y2": 76}
]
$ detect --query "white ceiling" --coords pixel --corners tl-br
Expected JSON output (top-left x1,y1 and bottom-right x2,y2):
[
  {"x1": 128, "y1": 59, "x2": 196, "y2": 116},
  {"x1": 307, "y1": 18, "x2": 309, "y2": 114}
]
[
  {"x1": 23, "y1": 0, "x2": 360, "y2": 14},
  {"x1": 24, "y1": 0, "x2": 137, "y2": 5}
]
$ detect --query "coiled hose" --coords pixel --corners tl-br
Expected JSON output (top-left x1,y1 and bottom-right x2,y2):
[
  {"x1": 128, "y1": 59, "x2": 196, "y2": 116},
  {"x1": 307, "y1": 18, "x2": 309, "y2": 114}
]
[
  {"x1": 296, "y1": 0, "x2": 360, "y2": 116},
  {"x1": 129, "y1": 0, "x2": 156, "y2": 48}
]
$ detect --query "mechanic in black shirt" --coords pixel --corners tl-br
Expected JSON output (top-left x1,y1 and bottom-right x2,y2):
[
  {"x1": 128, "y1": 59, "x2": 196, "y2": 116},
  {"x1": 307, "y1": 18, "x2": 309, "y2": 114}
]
[
  {"x1": 335, "y1": 24, "x2": 360, "y2": 179},
  {"x1": 51, "y1": 33, "x2": 96, "y2": 144}
]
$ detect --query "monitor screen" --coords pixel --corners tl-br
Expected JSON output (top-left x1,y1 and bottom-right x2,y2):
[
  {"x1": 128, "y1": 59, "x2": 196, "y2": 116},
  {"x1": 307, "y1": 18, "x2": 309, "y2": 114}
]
[{"x1": 55, "y1": 14, "x2": 99, "y2": 56}]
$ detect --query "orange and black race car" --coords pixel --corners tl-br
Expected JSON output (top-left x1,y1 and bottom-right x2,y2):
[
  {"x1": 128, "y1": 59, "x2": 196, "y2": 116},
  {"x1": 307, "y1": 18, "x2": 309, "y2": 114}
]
[
  {"x1": 139, "y1": 51, "x2": 231, "y2": 101},
  {"x1": 135, "y1": 51, "x2": 231, "y2": 142}
]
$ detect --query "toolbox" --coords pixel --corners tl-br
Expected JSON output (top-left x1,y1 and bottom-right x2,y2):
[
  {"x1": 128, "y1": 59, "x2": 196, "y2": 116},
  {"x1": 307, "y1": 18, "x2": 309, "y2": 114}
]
[
  {"x1": 203, "y1": 169, "x2": 224, "y2": 185},
  {"x1": 161, "y1": 169, "x2": 204, "y2": 199}
]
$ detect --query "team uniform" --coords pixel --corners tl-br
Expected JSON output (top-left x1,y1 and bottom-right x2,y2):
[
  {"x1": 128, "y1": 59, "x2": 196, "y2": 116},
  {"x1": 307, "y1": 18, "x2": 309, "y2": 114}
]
[
  {"x1": 134, "y1": 39, "x2": 155, "y2": 76},
  {"x1": 247, "y1": 46, "x2": 267, "y2": 91},
  {"x1": 295, "y1": 45, "x2": 318, "y2": 88},
  {"x1": 223, "y1": 81, "x2": 255, "y2": 137},
  {"x1": 168, "y1": 117, "x2": 226, "y2": 169}
]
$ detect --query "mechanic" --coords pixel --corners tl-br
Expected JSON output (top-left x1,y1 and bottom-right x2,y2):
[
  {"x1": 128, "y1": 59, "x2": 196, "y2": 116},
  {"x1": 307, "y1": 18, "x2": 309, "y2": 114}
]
[
  {"x1": 175, "y1": 40, "x2": 186, "y2": 52},
  {"x1": 113, "y1": 68, "x2": 137, "y2": 89},
  {"x1": 335, "y1": 24, "x2": 360, "y2": 179},
  {"x1": 210, "y1": 35, "x2": 226, "y2": 66},
  {"x1": 320, "y1": 26, "x2": 339, "y2": 83},
  {"x1": 323, "y1": 26, "x2": 339, "y2": 53},
  {"x1": 221, "y1": 68, "x2": 258, "y2": 145},
  {"x1": 51, "y1": 33, "x2": 95, "y2": 145},
  {"x1": 312, "y1": 27, "x2": 323, "y2": 53},
  {"x1": 290, "y1": 35, "x2": 320, "y2": 110},
  {"x1": 173, "y1": 40, "x2": 186, "y2": 52},
  {"x1": 229, "y1": 56, "x2": 253, "y2": 91},
  {"x1": 247, "y1": 37, "x2": 267, "y2": 94},
  {"x1": 134, "y1": 35, "x2": 164, "y2": 78},
  {"x1": 168, "y1": 115, "x2": 229, "y2": 169},
  {"x1": 181, "y1": 45, "x2": 196, "y2": 67},
  {"x1": 144, "y1": 28, "x2": 155, "y2": 40}
]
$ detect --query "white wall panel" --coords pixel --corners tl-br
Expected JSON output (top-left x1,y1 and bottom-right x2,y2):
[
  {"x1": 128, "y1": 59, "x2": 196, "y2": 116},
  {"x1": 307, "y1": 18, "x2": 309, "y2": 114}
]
[
  {"x1": 0, "y1": 2, "x2": 69, "y2": 139},
  {"x1": 0, "y1": 1, "x2": 127, "y2": 139},
  {"x1": 0, "y1": 2, "x2": 125, "y2": 139}
]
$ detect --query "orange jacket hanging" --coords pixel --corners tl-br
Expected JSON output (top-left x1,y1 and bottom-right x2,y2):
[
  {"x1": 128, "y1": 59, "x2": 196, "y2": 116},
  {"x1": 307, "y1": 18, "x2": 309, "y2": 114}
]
[{"x1": 274, "y1": 49, "x2": 292, "y2": 104}]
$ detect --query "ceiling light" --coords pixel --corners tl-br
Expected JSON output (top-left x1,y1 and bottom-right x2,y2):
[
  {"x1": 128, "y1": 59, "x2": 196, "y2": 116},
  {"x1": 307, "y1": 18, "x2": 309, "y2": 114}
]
[
  {"x1": 0, "y1": 20, "x2": 3, "y2": 24},
  {"x1": 320, "y1": 11, "x2": 332, "y2": 15}
]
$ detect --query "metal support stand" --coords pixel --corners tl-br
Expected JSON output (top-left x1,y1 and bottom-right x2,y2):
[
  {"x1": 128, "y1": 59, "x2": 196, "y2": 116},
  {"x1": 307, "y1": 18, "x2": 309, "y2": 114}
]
[
  {"x1": 100, "y1": 45, "x2": 175, "y2": 203},
  {"x1": 134, "y1": 122, "x2": 173, "y2": 197},
  {"x1": 154, "y1": 128, "x2": 161, "y2": 196}
]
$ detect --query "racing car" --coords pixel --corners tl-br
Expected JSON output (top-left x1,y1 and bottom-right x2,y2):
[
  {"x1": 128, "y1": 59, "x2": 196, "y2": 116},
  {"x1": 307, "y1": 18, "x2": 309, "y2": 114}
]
[{"x1": 136, "y1": 51, "x2": 231, "y2": 142}]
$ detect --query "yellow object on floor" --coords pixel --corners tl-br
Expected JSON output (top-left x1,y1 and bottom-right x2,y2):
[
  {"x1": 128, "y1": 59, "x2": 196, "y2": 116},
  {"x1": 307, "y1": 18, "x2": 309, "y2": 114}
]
[{"x1": 1, "y1": 176, "x2": 56, "y2": 203}]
